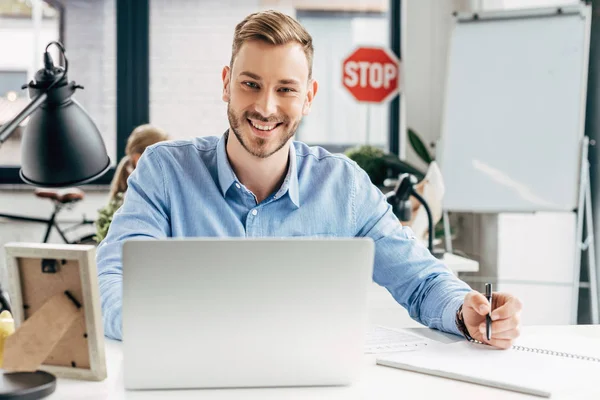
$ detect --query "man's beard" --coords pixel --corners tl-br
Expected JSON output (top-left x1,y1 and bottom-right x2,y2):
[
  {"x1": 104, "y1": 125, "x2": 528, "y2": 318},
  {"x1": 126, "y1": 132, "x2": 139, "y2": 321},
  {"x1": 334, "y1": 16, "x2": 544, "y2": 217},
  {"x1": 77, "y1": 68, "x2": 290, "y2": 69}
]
[{"x1": 227, "y1": 103, "x2": 300, "y2": 159}]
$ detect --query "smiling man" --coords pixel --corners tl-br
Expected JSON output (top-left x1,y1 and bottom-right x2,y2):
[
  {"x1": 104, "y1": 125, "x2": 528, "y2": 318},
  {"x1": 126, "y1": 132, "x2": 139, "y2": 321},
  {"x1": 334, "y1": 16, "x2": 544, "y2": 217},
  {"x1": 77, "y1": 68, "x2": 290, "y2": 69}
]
[{"x1": 97, "y1": 10, "x2": 522, "y2": 346}]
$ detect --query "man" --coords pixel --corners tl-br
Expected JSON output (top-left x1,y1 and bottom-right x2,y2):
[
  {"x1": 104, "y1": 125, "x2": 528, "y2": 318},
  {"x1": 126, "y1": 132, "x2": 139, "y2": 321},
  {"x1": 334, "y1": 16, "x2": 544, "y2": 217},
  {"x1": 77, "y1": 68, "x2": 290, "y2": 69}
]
[{"x1": 97, "y1": 10, "x2": 522, "y2": 346}]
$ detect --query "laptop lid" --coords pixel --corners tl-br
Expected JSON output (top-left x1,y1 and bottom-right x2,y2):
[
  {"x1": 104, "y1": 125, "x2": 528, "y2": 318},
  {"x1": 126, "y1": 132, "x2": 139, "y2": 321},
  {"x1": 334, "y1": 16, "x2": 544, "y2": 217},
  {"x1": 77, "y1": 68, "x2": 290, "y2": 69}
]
[{"x1": 122, "y1": 237, "x2": 374, "y2": 389}]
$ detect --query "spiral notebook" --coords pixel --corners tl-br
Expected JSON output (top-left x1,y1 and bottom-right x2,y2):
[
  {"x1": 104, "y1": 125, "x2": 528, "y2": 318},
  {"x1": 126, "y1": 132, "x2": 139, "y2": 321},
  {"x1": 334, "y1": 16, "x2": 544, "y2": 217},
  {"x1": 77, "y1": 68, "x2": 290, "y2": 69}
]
[{"x1": 376, "y1": 333, "x2": 600, "y2": 398}]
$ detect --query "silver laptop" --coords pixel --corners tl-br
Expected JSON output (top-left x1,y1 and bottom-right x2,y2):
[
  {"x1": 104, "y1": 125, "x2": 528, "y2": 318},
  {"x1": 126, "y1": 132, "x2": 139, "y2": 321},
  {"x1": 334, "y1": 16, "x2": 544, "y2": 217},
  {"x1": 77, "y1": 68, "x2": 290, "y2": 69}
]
[{"x1": 122, "y1": 237, "x2": 375, "y2": 390}]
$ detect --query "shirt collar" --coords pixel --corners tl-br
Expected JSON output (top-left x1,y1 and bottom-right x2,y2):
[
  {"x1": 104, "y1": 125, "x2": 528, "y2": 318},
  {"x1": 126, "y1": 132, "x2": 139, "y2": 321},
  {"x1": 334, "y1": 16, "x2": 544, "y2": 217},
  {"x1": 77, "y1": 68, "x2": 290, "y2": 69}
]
[
  {"x1": 216, "y1": 132, "x2": 237, "y2": 196},
  {"x1": 216, "y1": 132, "x2": 300, "y2": 208},
  {"x1": 275, "y1": 142, "x2": 300, "y2": 208}
]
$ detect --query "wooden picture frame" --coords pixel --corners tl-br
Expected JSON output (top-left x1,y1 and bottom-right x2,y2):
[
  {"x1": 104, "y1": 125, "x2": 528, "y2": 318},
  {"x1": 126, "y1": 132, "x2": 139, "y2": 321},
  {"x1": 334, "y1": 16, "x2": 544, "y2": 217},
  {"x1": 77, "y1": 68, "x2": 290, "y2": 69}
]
[{"x1": 4, "y1": 242, "x2": 107, "y2": 381}]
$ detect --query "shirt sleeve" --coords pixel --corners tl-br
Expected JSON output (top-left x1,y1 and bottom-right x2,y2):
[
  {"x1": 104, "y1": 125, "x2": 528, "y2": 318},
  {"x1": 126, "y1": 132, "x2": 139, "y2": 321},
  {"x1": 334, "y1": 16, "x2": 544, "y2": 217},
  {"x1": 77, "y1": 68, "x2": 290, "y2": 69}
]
[
  {"x1": 352, "y1": 164, "x2": 471, "y2": 336},
  {"x1": 96, "y1": 147, "x2": 171, "y2": 340}
]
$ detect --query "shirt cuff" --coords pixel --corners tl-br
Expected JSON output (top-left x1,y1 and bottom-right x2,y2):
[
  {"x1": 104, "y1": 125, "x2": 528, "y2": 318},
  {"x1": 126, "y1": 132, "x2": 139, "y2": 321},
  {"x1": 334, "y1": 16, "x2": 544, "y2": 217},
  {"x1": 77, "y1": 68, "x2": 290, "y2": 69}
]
[{"x1": 442, "y1": 294, "x2": 466, "y2": 337}]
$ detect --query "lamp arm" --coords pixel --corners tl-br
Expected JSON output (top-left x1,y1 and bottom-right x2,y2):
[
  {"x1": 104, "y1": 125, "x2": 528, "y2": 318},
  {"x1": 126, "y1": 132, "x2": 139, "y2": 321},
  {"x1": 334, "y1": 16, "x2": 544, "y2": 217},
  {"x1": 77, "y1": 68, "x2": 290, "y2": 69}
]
[
  {"x1": 0, "y1": 92, "x2": 48, "y2": 146},
  {"x1": 410, "y1": 188, "x2": 434, "y2": 254}
]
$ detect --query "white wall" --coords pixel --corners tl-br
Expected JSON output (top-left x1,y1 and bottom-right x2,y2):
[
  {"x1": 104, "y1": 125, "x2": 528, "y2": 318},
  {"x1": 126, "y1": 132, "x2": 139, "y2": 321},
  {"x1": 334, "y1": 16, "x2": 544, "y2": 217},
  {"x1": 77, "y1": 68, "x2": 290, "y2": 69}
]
[
  {"x1": 403, "y1": 0, "x2": 471, "y2": 171},
  {"x1": 0, "y1": 18, "x2": 59, "y2": 76}
]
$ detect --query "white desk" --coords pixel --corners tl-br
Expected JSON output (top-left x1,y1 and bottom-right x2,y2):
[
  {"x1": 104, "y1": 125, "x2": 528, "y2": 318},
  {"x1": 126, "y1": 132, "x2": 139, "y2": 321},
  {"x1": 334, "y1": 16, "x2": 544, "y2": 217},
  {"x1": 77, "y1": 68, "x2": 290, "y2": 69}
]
[
  {"x1": 51, "y1": 325, "x2": 599, "y2": 400},
  {"x1": 442, "y1": 252, "x2": 479, "y2": 273}
]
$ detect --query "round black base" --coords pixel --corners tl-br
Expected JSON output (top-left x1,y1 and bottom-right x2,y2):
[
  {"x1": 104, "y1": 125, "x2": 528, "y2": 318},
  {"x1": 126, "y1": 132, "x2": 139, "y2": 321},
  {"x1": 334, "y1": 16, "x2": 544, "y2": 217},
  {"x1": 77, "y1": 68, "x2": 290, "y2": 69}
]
[{"x1": 0, "y1": 370, "x2": 56, "y2": 400}]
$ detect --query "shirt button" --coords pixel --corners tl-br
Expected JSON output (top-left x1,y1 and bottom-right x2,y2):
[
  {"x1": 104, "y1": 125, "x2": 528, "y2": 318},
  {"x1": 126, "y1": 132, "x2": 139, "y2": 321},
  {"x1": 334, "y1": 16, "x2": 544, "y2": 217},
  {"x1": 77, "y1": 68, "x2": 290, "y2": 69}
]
[
  {"x1": 251, "y1": 209, "x2": 258, "y2": 216},
  {"x1": 235, "y1": 183, "x2": 241, "y2": 189}
]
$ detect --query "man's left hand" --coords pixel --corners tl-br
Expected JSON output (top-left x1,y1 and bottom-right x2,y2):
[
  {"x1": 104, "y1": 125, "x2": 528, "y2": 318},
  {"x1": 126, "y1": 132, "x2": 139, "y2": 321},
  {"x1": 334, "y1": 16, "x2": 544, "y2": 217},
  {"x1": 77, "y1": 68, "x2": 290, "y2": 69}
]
[{"x1": 461, "y1": 291, "x2": 523, "y2": 349}]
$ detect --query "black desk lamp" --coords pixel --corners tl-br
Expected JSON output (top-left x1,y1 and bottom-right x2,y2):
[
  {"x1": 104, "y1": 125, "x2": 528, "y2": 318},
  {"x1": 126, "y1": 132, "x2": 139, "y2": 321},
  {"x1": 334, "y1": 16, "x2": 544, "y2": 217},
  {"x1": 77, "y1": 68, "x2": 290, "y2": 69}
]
[
  {"x1": 0, "y1": 41, "x2": 110, "y2": 399},
  {"x1": 0, "y1": 41, "x2": 110, "y2": 187},
  {"x1": 386, "y1": 173, "x2": 442, "y2": 258}
]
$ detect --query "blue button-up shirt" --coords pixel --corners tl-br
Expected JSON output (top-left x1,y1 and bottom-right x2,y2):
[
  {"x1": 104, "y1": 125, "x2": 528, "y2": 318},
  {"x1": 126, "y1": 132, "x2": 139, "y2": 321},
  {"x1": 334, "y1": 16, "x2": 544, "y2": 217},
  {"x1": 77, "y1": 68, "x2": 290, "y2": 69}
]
[{"x1": 96, "y1": 133, "x2": 471, "y2": 340}]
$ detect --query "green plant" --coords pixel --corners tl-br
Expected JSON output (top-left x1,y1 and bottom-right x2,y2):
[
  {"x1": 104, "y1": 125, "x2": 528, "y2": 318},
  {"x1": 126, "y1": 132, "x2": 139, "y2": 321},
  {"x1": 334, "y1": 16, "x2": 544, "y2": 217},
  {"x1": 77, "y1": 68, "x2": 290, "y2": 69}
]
[
  {"x1": 94, "y1": 192, "x2": 124, "y2": 244},
  {"x1": 345, "y1": 145, "x2": 388, "y2": 186}
]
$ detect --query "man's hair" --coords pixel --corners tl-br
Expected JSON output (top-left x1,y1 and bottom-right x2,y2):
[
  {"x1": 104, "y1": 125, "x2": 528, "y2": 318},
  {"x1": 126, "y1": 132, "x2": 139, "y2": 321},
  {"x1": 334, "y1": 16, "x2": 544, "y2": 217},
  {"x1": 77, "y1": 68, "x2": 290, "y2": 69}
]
[{"x1": 231, "y1": 10, "x2": 314, "y2": 79}]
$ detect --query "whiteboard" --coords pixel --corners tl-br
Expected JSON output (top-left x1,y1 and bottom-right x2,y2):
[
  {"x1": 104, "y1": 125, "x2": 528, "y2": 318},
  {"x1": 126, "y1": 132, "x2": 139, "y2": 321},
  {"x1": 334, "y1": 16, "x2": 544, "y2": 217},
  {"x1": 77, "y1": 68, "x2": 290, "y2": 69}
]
[{"x1": 438, "y1": 5, "x2": 591, "y2": 212}]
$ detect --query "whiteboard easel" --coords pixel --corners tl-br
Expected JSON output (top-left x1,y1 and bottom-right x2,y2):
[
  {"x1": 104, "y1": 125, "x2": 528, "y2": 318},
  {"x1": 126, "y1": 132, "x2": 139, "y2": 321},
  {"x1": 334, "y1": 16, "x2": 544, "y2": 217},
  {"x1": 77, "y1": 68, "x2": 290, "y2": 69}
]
[
  {"x1": 437, "y1": 4, "x2": 598, "y2": 323},
  {"x1": 572, "y1": 136, "x2": 599, "y2": 324}
]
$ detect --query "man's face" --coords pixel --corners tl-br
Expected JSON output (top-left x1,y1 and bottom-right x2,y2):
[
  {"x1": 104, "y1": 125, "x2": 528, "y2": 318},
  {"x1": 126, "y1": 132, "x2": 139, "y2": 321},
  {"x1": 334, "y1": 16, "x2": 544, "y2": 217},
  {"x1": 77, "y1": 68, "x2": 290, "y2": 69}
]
[{"x1": 222, "y1": 40, "x2": 317, "y2": 159}]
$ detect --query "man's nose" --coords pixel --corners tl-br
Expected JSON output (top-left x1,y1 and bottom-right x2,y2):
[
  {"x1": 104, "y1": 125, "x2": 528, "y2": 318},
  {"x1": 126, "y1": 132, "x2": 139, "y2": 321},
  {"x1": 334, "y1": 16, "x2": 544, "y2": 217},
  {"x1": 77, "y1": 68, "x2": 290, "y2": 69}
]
[{"x1": 255, "y1": 90, "x2": 278, "y2": 118}]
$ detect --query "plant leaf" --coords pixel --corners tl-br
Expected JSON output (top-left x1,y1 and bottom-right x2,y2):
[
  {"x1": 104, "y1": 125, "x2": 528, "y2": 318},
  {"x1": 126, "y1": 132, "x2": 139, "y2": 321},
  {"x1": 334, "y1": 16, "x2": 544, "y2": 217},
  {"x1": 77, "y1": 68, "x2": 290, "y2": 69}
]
[{"x1": 408, "y1": 128, "x2": 433, "y2": 164}]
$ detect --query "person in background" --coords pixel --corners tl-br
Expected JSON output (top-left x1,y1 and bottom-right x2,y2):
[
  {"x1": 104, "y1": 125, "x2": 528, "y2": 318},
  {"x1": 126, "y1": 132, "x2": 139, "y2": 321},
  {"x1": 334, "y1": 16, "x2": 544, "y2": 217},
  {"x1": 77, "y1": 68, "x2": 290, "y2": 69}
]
[{"x1": 94, "y1": 124, "x2": 169, "y2": 243}]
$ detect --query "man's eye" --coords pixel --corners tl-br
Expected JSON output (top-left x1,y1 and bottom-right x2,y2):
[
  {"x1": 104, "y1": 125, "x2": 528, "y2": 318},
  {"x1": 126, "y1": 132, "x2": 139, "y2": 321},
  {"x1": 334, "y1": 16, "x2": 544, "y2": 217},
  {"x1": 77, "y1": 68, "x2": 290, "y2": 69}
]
[
  {"x1": 279, "y1": 87, "x2": 295, "y2": 93},
  {"x1": 244, "y1": 82, "x2": 259, "y2": 89}
]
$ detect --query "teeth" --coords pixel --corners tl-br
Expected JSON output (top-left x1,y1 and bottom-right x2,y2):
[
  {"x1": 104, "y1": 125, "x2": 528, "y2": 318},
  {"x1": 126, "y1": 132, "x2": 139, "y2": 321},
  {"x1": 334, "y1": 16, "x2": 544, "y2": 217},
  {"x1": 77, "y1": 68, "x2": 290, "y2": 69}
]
[{"x1": 250, "y1": 120, "x2": 277, "y2": 131}]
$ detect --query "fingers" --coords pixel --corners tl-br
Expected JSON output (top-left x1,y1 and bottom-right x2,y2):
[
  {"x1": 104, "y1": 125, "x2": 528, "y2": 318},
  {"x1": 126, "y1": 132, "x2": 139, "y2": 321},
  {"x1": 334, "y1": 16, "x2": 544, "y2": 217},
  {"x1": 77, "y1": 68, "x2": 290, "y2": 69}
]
[
  {"x1": 491, "y1": 295, "x2": 523, "y2": 321},
  {"x1": 490, "y1": 329, "x2": 520, "y2": 340},
  {"x1": 463, "y1": 291, "x2": 524, "y2": 350},
  {"x1": 465, "y1": 291, "x2": 524, "y2": 320},
  {"x1": 464, "y1": 291, "x2": 491, "y2": 316},
  {"x1": 477, "y1": 306, "x2": 521, "y2": 348},
  {"x1": 479, "y1": 313, "x2": 520, "y2": 335},
  {"x1": 479, "y1": 321, "x2": 520, "y2": 339}
]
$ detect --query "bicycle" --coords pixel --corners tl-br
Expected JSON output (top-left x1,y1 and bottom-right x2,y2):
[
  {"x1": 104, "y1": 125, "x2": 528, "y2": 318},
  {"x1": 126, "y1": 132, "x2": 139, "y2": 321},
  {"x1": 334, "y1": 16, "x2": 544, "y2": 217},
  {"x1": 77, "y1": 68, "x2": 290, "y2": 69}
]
[{"x1": 0, "y1": 187, "x2": 97, "y2": 245}]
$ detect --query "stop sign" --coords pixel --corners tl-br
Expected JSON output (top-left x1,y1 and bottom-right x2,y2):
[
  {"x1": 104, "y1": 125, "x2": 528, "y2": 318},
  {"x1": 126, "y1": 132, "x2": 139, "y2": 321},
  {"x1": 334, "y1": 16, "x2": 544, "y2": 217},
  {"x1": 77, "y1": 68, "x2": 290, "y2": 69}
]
[{"x1": 342, "y1": 47, "x2": 401, "y2": 103}]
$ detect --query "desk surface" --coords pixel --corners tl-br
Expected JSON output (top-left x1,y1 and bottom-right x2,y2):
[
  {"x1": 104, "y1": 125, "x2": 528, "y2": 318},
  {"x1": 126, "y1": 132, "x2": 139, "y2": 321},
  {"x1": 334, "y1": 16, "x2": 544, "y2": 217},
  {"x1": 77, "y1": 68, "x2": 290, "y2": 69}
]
[
  {"x1": 50, "y1": 325, "x2": 599, "y2": 400},
  {"x1": 442, "y1": 252, "x2": 479, "y2": 273}
]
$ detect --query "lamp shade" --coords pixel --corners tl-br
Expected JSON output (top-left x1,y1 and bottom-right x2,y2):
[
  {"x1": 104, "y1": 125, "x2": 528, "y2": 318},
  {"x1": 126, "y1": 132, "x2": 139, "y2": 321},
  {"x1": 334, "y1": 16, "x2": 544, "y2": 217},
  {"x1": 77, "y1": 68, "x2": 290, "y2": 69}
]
[{"x1": 20, "y1": 97, "x2": 110, "y2": 187}]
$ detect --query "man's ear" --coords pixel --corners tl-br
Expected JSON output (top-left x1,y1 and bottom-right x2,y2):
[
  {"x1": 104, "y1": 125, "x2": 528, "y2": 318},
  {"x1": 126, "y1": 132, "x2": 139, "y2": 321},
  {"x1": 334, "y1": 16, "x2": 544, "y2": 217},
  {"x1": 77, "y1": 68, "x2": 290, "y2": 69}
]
[
  {"x1": 222, "y1": 66, "x2": 231, "y2": 102},
  {"x1": 302, "y1": 79, "x2": 318, "y2": 116}
]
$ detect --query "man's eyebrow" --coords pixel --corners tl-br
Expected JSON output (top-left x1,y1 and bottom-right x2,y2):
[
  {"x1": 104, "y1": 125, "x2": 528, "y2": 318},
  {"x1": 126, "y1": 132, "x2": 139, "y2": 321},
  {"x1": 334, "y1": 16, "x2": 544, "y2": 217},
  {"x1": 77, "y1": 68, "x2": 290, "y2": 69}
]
[
  {"x1": 239, "y1": 71, "x2": 262, "y2": 80},
  {"x1": 239, "y1": 72, "x2": 301, "y2": 86},
  {"x1": 278, "y1": 78, "x2": 301, "y2": 86}
]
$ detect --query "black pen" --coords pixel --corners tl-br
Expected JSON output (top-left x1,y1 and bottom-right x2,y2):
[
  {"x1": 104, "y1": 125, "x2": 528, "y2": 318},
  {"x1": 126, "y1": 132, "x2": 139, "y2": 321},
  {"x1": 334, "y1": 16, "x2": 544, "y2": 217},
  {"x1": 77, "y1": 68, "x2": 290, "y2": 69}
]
[{"x1": 485, "y1": 283, "x2": 493, "y2": 341}]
